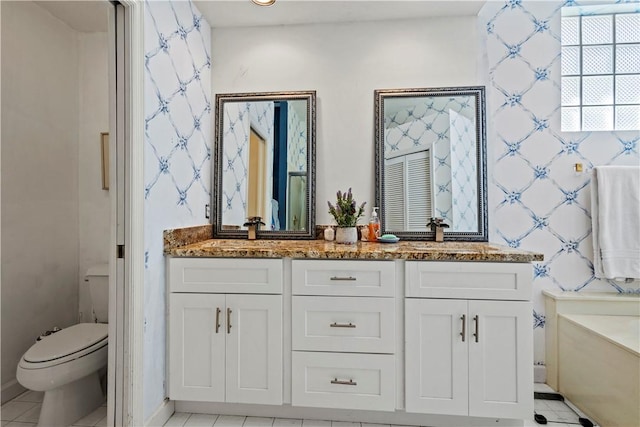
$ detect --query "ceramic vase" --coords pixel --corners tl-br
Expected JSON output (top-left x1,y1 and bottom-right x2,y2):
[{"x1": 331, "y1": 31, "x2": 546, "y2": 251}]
[{"x1": 335, "y1": 227, "x2": 358, "y2": 244}]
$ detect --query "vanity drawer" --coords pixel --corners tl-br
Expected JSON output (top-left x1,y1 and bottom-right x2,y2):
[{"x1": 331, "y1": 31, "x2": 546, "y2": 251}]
[
  {"x1": 405, "y1": 261, "x2": 531, "y2": 300},
  {"x1": 168, "y1": 258, "x2": 282, "y2": 294},
  {"x1": 292, "y1": 260, "x2": 395, "y2": 297},
  {"x1": 291, "y1": 351, "x2": 395, "y2": 411},
  {"x1": 292, "y1": 296, "x2": 395, "y2": 353}
]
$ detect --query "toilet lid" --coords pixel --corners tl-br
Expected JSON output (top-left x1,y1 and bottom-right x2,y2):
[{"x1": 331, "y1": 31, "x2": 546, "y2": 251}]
[{"x1": 24, "y1": 323, "x2": 108, "y2": 363}]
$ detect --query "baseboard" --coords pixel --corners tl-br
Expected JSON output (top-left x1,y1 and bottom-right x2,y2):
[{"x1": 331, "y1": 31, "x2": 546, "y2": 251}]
[
  {"x1": 1, "y1": 379, "x2": 26, "y2": 405},
  {"x1": 144, "y1": 398, "x2": 174, "y2": 427},
  {"x1": 534, "y1": 365, "x2": 546, "y2": 384}
]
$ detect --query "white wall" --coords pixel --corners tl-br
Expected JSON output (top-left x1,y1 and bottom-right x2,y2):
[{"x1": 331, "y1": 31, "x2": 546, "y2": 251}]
[
  {"x1": 78, "y1": 32, "x2": 110, "y2": 323},
  {"x1": 1, "y1": 0, "x2": 80, "y2": 399},
  {"x1": 211, "y1": 17, "x2": 478, "y2": 224}
]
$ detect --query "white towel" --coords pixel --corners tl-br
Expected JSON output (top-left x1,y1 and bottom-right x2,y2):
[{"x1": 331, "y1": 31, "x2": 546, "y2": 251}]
[{"x1": 591, "y1": 166, "x2": 640, "y2": 280}]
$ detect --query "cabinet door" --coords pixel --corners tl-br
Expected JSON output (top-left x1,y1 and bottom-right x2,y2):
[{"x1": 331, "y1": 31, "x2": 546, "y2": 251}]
[
  {"x1": 468, "y1": 300, "x2": 533, "y2": 419},
  {"x1": 169, "y1": 293, "x2": 225, "y2": 401},
  {"x1": 225, "y1": 294, "x2": 283, "y2": 405},
  {"x1": 405, "y1": 299, "x2": 468, "y2": 416}
]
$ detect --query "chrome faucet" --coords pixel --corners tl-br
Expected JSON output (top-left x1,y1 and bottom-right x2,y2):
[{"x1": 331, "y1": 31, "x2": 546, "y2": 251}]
[
  {"x1": 243, "y1": 216, "x2": 265, "y2": 240},
  {"x1": 427, "y1": 217, "x2": 450, "y2": 242}
]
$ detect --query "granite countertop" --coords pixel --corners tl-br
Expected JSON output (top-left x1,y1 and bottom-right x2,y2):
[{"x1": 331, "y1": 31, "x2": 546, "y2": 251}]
[{"x1": 163, "y1": 225, "x2": 543, "y2": 262}]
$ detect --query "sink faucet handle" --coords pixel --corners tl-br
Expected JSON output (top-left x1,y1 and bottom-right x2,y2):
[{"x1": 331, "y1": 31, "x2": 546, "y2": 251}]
[
  {"x1": 243, "y1": 216, "x2": 265, "y2": 226},
  {"x1": 427, "y1": 217, "x2": 449, "y2": 228},
  {"x1": 243, "y1": 216, "x2": 265, "y2": 240},
  {"x1": 427, "y1": 217, "x2": 449, "y2": 243}
]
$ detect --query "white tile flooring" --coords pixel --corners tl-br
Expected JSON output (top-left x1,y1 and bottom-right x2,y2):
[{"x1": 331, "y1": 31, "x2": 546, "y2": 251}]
[
  {"x1": 161, "y1": 414, "x2": 582, "y2": 427},
  {"x1": 163, "y1": 384, "x2": 597, "y2": 427},
  {"x1": 1, "y1": 390, "x2": 107, "y2": 427},
  {"x1": 2, "y1": 384, "x2": 596, "y2": 427}
]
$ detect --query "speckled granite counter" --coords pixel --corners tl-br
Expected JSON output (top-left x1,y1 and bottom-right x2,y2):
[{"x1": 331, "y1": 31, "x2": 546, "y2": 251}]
[{"x1": 163, "y1": 225, "x2": 543, "y2": 262}]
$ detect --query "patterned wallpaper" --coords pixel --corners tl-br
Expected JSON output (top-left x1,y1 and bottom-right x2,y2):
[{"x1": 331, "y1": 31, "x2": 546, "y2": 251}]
[
  {"x1": 450, "y1": 110, "x2": 478, "y2": 232},
  {"x1": 480, "y1": 0, "x2": 640, "y2": 365},
  {"x1": 143, "y1": 0, "x2": 211, "y2": 419},
  {"x1": 384, "y1": 98, "x2": 477, "y2": 230}
]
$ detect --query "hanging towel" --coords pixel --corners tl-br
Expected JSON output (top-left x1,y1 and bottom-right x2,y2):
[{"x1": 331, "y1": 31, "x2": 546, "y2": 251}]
[{"x1": 591, "y1": 166, "x2": 640, "y2": 280}]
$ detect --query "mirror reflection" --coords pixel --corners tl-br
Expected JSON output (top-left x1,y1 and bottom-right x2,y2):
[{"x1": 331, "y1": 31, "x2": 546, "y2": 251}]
[
  {"x1": 375, "y1": 87, "x2": 488, "y2": 241},
  {"x1": 213, "y1": 91, "x2": 316, "y2": 239}
]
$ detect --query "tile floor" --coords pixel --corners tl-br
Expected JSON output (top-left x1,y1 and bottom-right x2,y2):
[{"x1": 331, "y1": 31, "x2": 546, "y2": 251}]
[
  {"x1": 2, "y1": 384, "x2": 596, "y2": 427},
  {"x1": 161, "y1": 414, "x2": 588, "y2": 427},
  {"x1": 532, "y1": 383, "x2": 597, "y2": 427},
  {"x1": 162, "y1": 384, "x2": 597, "y2": 427},
  {"x1": 1, "y1": 390, "x2": 107, "y2": 427}
]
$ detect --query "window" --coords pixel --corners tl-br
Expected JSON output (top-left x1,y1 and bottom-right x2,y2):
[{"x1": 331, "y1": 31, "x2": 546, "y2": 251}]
[{"x1": 561, "y1": 5, "x2": 640, "y2": 131}]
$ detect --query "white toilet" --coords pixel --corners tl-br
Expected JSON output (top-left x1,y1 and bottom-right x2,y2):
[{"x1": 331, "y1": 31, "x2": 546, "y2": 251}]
[{"x1": 16, "y1": 265, "x2": 109, "y2": 427}]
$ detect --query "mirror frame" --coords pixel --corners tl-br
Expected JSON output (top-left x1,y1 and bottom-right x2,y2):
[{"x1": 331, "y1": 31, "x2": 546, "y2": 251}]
[
  {"x1": 374, "y1": 86, "x2": 488, "y2": 241},
  {"x1": 213, "y1": 90, "x2": 317, "y2": 239}
]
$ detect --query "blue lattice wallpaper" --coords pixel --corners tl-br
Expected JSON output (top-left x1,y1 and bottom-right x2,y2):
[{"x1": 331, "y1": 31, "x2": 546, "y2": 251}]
[
  {"x1": 450, "y1": 110, "x2": 478, "y2": 232},
  {"x1": 480, "y1": 0, "x2": 640, "y2": 364},
  {"x1": 143, "y1": 0, "x2": 211, "y2": 418},
  {"x1": 385, "y1": 98, "x2": 477, "y2": 230}
]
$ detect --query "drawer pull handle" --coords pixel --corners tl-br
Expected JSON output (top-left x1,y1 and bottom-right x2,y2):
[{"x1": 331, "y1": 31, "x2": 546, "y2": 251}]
[
  {"x1": 473, "y1": 315, "x2": 479, "y2": 343},
  {"x1": 460, "y1": 314, "x2": 466, "y2": 342},
  {"x1": 227, "y1": 308, "x2": 232, "y2": 334},
  {"x1": 330, "y1": 322, "x2": 356, "y2": 328},
  {"x1": 215, "y1": 307, "x2": 221, "y2": 334},
  {"x1": 330, "y1": 276, "x2": 356, "y2": 281},
  {"x1": 331, "y1": 378, "x2": 357, "y2": 386}
]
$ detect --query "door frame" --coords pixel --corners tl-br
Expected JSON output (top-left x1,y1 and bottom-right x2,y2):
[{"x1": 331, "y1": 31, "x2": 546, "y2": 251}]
[{"x1": 108, "y1": 1, "x2": 144, "y2": 426}]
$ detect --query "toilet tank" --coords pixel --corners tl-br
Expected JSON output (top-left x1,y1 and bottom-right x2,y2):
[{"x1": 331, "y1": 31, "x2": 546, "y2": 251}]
[{"x1": 86, "y1": 264, "x2": 109, "y2": 323}]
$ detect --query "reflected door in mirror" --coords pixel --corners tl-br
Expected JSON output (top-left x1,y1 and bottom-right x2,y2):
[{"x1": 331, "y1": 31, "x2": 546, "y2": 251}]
[{"x1": 214, "y1": 91, "x2": 316, "y2": 239}]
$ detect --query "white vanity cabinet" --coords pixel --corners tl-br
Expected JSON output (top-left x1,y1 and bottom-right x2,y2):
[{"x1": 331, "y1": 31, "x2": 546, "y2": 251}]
[
  {"x1": 168, "y1": 258, "x2": 283, "y2": 405},
  {"x1": 165, "y1": 248, "x2": 537, "y2": 425},
  {"x1": 291, "y1": 260, "x2": 396, "y2": 411},
  {"x1": 404, "y1": 262, "x2": 533, "y2": 420}
]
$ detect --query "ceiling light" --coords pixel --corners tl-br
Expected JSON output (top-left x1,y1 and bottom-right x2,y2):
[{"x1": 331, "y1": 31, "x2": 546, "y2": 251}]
[{"x1": 252, "y1": 0, "x2": 276, "y2": 6}]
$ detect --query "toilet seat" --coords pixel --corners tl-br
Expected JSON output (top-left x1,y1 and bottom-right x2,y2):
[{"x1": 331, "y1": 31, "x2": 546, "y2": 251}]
[{"x1": 20, "y1": 323, "x2": 108, "y2": 369}]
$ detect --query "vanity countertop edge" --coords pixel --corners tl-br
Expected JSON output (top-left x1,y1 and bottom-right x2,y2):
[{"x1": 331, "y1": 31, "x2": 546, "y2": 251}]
[{"x1": 163, "y1": 225, "x2": 543, "y2": 262}]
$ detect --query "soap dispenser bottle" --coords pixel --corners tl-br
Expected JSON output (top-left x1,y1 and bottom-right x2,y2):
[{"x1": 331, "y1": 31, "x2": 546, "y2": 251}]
[{"x1": 369, "y1": 207, "x2": 380, "y2": 240}]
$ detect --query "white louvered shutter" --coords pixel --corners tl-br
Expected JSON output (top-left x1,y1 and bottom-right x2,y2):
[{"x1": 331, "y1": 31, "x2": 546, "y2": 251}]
[
  {"x1": 384, "y1": 158, "x2": 405, "y2": 231},
  {"x1": 406, "y1": 151, "x2": 431, "y2": 231}
]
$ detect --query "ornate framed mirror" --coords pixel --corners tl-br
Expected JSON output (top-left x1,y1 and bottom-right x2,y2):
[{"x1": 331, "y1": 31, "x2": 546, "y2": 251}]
[
  {"x1": 213, "y1": 91, "x2": 316, "y2": 239},
  {"x1": 374, "y1": 86, "x2": 488, "y2": 241}
]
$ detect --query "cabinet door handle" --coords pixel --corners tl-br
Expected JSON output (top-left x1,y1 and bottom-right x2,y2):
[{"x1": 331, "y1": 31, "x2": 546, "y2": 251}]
[
  {"x1": 330, "y1": 322, "x2": 356, "y2": 328},
  {"x1": 331, "y1": 378, "x2": 357, "y2": 386},
  {"x1": 473, "y1": 315, "x2": 479, "y2": 343},
  {"x1": 215, "y1": 307, "x2": 221, "y2": 334},
  {"x1": 227, "y1": 308, "x2": 232, "y2": 334},
  {"x1": 330, "y1": 276, "x2": 356, "y2": 281},
  {"x1": 460, "y1": 314, "x2": 466, "y2": 342}
]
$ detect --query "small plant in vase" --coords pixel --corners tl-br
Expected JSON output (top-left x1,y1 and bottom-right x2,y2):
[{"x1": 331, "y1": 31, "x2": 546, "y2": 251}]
[{"x1": 327, "y1": 188, "x2": 366, "y2": 244}]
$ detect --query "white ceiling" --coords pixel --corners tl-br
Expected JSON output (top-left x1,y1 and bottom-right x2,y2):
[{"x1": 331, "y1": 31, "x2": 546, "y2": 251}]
[
  {"x1": 32, "y1": 1, "x2": 484, "y2": 33},
  {"x1": 34, "y1": 1, "x2": 110, "y2": 33},
  {"x1": 194, "y1": 0, "x2": 486, "y2": 28}
]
